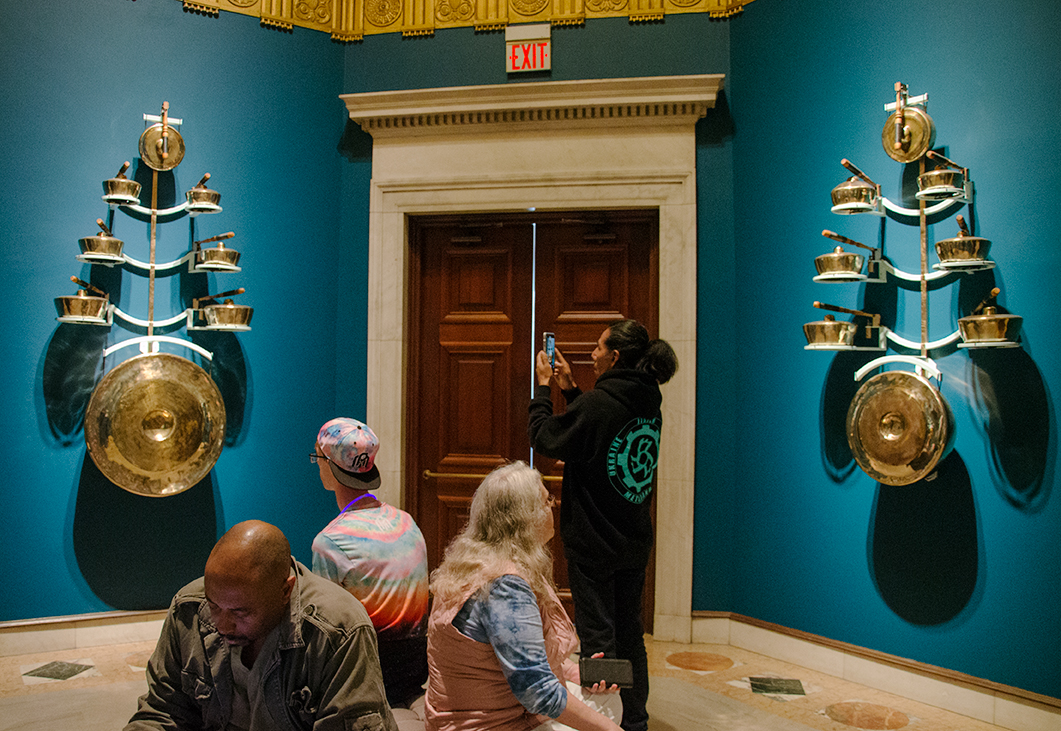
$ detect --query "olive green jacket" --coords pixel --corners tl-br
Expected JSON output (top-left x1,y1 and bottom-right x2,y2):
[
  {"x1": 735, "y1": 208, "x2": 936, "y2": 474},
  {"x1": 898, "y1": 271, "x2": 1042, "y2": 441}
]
[{"x1": 125, "y1": 560, "x2": 398, "y2": 731}]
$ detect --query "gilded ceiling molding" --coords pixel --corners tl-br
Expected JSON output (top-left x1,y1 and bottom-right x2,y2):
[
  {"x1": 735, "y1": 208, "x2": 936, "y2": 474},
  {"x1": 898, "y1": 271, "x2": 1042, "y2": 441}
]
[
  {"x1": 178, "y1": 0, "x2": 752, "y2": 40},
  {"x1": 628, "y1": 0, "x2": 664, "y2": 23},
  {"x1": 470, "y1": 0, "x2": 507, "y2": 32},
  {"x1": 551, "y1": 0, "x2": 585, "y2": 26}
]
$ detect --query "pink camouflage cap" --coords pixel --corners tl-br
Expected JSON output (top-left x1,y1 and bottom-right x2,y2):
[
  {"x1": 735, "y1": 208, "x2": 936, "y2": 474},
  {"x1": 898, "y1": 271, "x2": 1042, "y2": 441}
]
[{"x1": 317, "y1": 418, "x2": 381, "y2": 489}]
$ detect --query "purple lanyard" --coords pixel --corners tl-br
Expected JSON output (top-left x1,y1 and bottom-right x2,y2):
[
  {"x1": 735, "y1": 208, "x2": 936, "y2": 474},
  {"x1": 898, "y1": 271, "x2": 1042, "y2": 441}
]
[{"x1": 340, "y1": 492, "x2": 376, "y2": 513}]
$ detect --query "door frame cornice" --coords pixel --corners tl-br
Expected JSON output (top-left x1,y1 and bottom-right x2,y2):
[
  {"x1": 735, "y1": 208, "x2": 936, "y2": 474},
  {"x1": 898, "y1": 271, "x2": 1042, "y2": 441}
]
[{"x1": 341, "y1": 74, "x2": 724, "y2": 138}]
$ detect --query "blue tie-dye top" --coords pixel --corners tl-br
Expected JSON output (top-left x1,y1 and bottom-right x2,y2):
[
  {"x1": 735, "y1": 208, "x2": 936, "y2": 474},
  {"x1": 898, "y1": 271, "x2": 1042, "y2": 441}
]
[{"x1": 452, "y1": 574, "x2": 568, "y2": 719}]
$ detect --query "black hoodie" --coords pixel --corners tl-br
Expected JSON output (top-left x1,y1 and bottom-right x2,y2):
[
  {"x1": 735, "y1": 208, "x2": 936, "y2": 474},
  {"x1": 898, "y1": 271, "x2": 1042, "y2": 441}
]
[{"x1": 528, "y1": 368, "x2": 663, "y2": 571}]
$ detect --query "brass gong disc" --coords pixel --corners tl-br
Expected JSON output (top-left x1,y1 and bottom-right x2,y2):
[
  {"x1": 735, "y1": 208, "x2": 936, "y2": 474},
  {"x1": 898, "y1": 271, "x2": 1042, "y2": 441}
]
[
  {"x1": 846, "y1": 371, "x2": 953, "y2": 486},
  {"x1": 881, "y1": 106, "x2": 935, "y2": 163},
  {"x1": 138, "y1": 122, "x2": 186, "y2": 171},
  {"x1": 85, "y1": 353, "x2": 225, "y2": 496}
]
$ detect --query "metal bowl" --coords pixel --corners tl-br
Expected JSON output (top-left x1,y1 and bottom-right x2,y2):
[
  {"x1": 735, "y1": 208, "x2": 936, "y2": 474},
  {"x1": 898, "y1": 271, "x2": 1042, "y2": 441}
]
[
  {"x1": 79, "y1": 232, "x2": 124, "y2": 261},
  {"x1": 201, "y1": 301, "x2": 253, "y2": 329},
  {"x1": 198, "y1": 243, "x2": 241, "y2": 270},
  {"x1": 186, "y1": 186, "x2": 221, "y2": 212},
  {"x1": 958, "y1": 308, "x2": 1022, "y2": 343},
  {"x1": 935, "y1": 233, "x2": 990, "y2": 263},
  {"x1": 102, "y1": 177, "x2": 142, "y2": 204},
  {"x1": 917, "y1": 167, "x2": 965, "y2": 200},
  {"x1": 803, "y1": 317, "x2": 856, "y2": 346},
  {"x1": 815, "y1": 246, "x2": 864, "y2": 277},
  {"x1": 831, "y1": 176, "x2": 878, "y2": 214},
  {"x1": 55, "y1": 292, "x2": 109, "y2": 322}
]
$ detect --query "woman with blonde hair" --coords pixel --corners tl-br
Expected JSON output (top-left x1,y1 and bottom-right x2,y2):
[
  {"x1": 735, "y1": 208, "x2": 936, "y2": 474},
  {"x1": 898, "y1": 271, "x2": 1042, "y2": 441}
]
[{"x1": 425, "y1": 461, "x2": 622, "y2": 731}]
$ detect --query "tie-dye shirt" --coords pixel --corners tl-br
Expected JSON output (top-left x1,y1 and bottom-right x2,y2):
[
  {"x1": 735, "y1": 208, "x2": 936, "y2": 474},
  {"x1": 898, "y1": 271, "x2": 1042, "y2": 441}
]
[{"x1": 312, "y1": 502, "x2": 429, "y2": 640}]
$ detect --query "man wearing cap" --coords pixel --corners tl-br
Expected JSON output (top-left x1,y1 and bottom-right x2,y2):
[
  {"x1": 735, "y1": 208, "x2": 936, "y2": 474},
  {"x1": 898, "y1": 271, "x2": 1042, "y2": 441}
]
[{"x1": 311, "y1": 418, "x2": 430, "y2": 709}]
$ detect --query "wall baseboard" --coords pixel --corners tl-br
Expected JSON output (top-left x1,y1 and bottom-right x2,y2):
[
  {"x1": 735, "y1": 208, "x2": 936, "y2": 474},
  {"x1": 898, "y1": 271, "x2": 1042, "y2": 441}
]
[
  {"x1": 690, "y1": 612, "x2": 1059, "y2": 731},
  {"x1": 0, "y1": 610, "x2": 166, "y2": 657}
]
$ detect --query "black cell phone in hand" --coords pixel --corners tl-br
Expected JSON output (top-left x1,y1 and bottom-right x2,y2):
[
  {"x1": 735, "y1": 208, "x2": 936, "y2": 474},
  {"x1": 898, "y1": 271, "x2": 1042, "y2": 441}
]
[
  {"x1": 579, "y1": 657, "x2": 634, "y2": 688},
  {"x1": 543, "y1": 332, "x2": 555, "y2": 367}
]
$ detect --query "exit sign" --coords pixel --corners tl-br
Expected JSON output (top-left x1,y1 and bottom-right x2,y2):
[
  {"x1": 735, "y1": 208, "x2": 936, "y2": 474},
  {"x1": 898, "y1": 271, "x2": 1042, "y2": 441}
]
[{"x1": 506, "y1": 23, "x2": 551, "y2": 73}]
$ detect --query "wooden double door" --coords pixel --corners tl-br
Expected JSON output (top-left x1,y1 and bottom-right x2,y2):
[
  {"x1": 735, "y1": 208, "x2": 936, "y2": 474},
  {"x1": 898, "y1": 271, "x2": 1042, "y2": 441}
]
[{"x1": 407, "y1": 209, "x2": 659, "y2": 624}]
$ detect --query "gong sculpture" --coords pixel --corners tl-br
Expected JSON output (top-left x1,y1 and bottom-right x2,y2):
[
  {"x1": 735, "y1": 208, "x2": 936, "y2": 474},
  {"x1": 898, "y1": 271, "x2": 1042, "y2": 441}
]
[{"x1": 54, "y1": 101, "x2": 250, "y2": 496}]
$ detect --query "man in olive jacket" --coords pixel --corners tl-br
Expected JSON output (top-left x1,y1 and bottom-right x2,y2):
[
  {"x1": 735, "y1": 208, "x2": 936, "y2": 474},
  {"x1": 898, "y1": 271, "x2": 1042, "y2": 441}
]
[{"x1": 124, "y1": 520, "x2": 397, "y2": 731}]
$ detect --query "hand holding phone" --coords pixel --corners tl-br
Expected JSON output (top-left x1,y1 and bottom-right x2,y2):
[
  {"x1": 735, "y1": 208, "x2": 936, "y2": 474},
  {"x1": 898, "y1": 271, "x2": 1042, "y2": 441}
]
[{"x1": 578, "y1": 656, "x2": 633, "y2": 689}]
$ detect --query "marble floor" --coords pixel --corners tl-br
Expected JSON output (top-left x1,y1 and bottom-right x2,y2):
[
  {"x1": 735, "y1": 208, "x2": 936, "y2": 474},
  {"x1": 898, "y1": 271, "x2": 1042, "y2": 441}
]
[{"x1": 0, "y1": 636, "x2": 1018, "y2": 731}]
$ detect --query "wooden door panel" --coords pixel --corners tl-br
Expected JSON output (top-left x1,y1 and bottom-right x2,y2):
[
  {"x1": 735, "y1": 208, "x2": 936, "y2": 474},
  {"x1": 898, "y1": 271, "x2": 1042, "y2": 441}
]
[
  {"x1": 410, "y1": 218, "x2": 532, "y2": 570},
  {"x1": 534, "y1": 213, "x2": 658, "y2": 415},
  {"x1": 438, "y1": 345, "x2": 512, "y2": 464},
  {"x1": 438, "y1": 494, "x2": 473, "y2": 553},
  {"x1": 441, "y1": 247, "x2": 513, "y2": 318},
  {"x1": 556, "y1": 244, "x2": 629, "y2": 322},
  {"x1": 409, "y1": 210, "x2": 658, "y2": 630}
]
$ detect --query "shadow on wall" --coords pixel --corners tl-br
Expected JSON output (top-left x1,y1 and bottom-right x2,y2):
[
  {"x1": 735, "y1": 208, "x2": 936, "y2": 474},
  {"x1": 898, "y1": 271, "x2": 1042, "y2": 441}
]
[
  {"x1": 696, "y1": 89, "x2": 735, "y2": 147},
  {"x1": 42, "y1": 325, "x2": 108, "y2": 445},
  {"x1": 192, "y1": 330, "x2": 251, "y2": 447},
  {"x1": 337, "y1": 118, "x2": 373, "y2": 163},
  {"x1": 44, "y1": 332, "x2": 243, "y2": 608},
  {"x1": 819, "y1": 350, "x2": 882, "y2": 482},
  {"x1": 72, "y1": 454, "x2": 219, "y2": 609},
  {"x1": 967, "y1": 347, "x2": 1052, "y2": 512},
  {"x1": 868, "y1": 451, "x2": 980, "y2": 626}
]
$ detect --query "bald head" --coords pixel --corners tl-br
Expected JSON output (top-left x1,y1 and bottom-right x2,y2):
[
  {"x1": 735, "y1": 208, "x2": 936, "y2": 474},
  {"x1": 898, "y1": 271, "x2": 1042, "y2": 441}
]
[
  {"x1": 208, "y1": 520, "x2": 291, "y2": 585},
  {"x1": 204, "y1": 521, "x2": 295, "y2": 656}
]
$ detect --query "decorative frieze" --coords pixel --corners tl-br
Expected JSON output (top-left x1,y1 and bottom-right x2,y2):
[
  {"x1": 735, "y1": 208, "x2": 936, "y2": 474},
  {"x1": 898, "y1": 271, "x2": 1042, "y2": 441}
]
[{"x1": 177, "y1": 0, "x2": 752, "y2": 39}]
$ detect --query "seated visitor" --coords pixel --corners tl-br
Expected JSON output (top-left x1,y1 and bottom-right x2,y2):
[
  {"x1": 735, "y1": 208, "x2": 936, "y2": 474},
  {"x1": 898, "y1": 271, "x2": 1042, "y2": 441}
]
[
  {"x1": 125, "y1": 520, "x2": 396, "y2": 731},
  {"x1": 424, "y1": 461, "x2": 623, "y2": 731},
  {"x1": 311, "y1": 417, "x2": 429, "y2": 709}
]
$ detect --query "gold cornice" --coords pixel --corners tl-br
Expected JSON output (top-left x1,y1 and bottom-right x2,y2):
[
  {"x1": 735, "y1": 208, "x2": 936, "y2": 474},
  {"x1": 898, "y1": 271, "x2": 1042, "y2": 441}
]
[{"x1": 178, "y1": 0, "x2": 752, "y2": 40}]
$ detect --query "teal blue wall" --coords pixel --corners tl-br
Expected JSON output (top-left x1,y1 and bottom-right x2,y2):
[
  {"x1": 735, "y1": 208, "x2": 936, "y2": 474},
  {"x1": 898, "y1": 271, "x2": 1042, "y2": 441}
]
[
  {"x1": 2, "y1": 0, "x2": 1058, "y2": 703},
  {"x1": 727, "y1": 0, "x2": 1061, "y2": 699},
  {"x1": 1, "y1": 0, "x2": 348, "y2": 616}
]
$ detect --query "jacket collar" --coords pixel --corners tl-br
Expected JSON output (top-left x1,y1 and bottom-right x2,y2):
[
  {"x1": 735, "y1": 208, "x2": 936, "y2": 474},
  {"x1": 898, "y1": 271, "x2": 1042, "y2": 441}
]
[{"x1": 277, "y1": 559, "x2": 309, "y2": 651}]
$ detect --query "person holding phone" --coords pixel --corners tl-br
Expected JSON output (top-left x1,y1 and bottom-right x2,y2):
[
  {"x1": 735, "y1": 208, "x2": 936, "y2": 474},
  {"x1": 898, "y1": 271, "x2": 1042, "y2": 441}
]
[
  {"x1": 424, "y1": 462, "x2": 622, "y2": 731},
  {"x1": 527, "y1": 320, "x2": 678, "y2": 731}
]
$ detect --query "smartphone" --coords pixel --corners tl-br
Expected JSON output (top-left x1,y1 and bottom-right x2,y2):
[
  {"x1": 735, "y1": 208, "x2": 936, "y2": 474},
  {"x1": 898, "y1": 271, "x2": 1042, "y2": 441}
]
[
  {"x1": 543, "y1": 332, "x2": 555, "y2": 367},
  {"x1": 578, "y1": 657, "x2": 634, "y2": 688}
]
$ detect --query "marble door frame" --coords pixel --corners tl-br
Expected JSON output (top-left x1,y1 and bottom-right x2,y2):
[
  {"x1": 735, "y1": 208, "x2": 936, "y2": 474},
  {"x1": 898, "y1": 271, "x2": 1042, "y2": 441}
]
[{"x1": 341, "y1": 75, "x2": 723, "y2": 641}]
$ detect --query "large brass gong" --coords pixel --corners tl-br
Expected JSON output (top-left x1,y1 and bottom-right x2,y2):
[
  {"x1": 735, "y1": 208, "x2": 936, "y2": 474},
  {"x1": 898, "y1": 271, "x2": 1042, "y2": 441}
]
[
  {"x1": 846, "y1": 371, "x2": 953, "y2": 486},
  {"x1": 85, "y1": 353, "x2": 225, "y2": 496}
]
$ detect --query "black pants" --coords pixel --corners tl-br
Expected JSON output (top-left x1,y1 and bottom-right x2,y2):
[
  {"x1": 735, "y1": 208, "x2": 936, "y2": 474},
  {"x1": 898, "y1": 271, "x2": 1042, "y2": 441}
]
[
  {"x1": 378, "y1": 633, "x2": 428, "y2": 708},
  {"x1": 566, "y1": 560, "x2": 649, "y2": 731}
]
